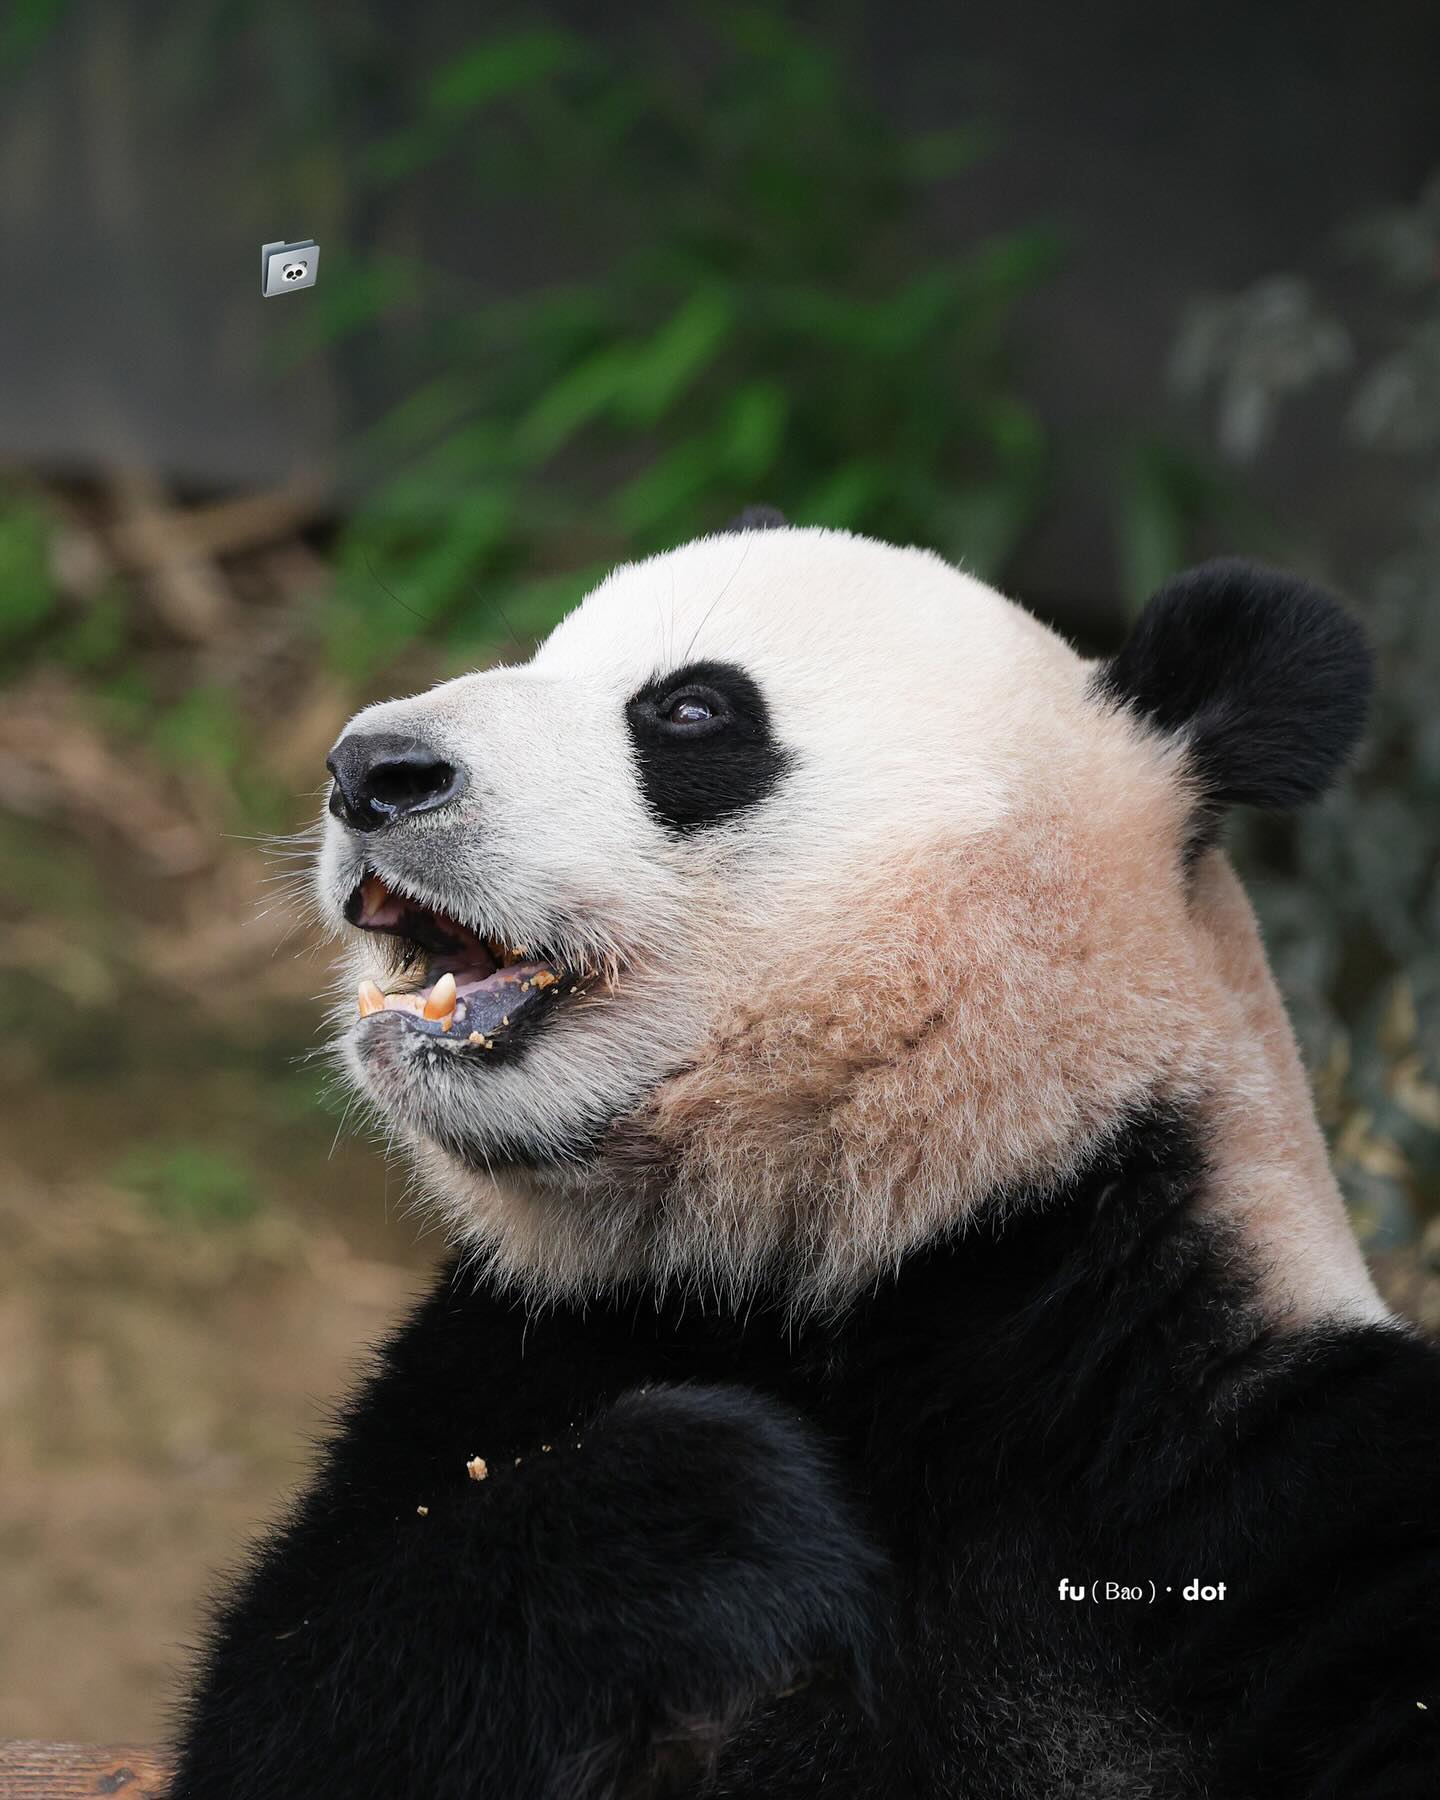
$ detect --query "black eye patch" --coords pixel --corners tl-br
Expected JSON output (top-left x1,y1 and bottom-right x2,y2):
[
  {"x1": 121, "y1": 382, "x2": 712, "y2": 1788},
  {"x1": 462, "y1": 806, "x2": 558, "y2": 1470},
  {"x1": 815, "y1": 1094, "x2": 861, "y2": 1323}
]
[{"x1": 625, "y1": 659, "x2": 793, "y2": 833}]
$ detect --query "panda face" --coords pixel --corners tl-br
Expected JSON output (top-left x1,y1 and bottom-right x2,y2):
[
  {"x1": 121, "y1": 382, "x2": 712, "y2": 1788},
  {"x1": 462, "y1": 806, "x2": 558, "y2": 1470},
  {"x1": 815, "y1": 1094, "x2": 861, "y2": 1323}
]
[
  {"x1": 319, "y1": 528, "x2": 1049, "y2": 1153},
  {"x1": 317, "y1": 526, "x2": 1379, "y2": 1316}
]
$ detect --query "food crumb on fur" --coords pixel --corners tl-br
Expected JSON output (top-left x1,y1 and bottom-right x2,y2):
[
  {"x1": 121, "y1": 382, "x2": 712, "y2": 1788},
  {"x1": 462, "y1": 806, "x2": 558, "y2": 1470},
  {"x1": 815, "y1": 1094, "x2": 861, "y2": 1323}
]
[
  {"x1": 416, "y1": 1505, "x2": 429, "y2": 1516},
  {"x1": 465, "y1": 1456, "x2": 488, "y2": 1482}
]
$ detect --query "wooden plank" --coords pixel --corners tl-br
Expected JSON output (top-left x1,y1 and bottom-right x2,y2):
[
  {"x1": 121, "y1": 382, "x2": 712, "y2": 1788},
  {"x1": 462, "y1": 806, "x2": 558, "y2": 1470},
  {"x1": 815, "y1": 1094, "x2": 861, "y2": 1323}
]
[{"x1": 0, "y1": 1743, "x2": 172, "y2": 1798}]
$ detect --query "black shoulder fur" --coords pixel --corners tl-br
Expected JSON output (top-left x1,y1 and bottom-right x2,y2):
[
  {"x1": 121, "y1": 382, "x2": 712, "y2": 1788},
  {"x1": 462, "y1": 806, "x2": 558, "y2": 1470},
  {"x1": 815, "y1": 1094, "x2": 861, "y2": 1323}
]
[{"x1": 169, "y1": 1107, "x2": 1440, "y2": 1797}]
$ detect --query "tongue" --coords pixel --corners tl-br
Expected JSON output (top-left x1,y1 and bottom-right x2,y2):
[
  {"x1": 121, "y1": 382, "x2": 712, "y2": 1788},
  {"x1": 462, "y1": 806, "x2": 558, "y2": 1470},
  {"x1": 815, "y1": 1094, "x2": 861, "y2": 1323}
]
[
  {"x1": 450, "y1": 962, "x2": 559, "y2": 1037},
  {"x1": 358, "y1": 962, "x2": 562, "y2": 1042}
]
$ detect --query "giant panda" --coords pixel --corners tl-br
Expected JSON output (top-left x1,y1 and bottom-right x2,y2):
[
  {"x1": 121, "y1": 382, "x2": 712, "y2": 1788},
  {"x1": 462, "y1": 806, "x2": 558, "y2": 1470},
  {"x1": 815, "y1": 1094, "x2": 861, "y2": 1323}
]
[{"x1": 169, "y1": 516, "x2": 1440, "y2": 1799}]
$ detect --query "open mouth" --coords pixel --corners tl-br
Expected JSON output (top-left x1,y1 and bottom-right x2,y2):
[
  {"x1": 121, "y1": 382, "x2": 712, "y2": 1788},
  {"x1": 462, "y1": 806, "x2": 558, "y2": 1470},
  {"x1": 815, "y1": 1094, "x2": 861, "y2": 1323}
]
[{"x1": 344, "y1": 873, "x2": 590, "y2": 1051}]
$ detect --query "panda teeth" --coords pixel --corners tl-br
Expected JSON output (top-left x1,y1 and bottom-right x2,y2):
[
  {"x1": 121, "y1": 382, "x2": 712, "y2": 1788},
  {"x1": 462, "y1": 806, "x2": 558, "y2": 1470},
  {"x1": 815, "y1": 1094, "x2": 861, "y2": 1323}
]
[
  {"x1": 422, "y1": 972, "x2": 457, "y2": 1026},
  {"x1": 355, "y1": 941, "x2": 589, "y2": 1037}
]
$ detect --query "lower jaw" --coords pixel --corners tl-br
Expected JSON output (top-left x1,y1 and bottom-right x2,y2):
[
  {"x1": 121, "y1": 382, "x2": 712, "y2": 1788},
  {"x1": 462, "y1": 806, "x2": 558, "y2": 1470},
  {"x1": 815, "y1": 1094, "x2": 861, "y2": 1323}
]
[
  {"x1": 356, "y1": 997, "x2": 558, "y2": 1067},
  {"x1": 358, "y1": 961, "x2": 587, "y2": 1051},
  {"x1": 354, "y1": 1025, "x2": 620, "y2": 1172}
]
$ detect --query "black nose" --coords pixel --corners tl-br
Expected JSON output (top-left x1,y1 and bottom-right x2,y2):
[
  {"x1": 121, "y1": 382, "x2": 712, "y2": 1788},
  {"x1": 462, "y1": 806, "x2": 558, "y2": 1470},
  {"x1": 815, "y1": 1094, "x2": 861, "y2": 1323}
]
[{"x1": 325, "y1": 733, "x2": 467, "y2": 832}]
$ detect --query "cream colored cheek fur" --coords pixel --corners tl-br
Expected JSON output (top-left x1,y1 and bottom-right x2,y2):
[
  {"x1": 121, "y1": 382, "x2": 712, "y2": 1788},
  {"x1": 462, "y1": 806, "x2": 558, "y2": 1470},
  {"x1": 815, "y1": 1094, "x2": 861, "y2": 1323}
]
[
  {"x1": 1186, "y1": 855, "x2": 1386, "y2": 1327},
  {"x1": 435, "y1": 713, "x2": 1385, "y2": 1329}
]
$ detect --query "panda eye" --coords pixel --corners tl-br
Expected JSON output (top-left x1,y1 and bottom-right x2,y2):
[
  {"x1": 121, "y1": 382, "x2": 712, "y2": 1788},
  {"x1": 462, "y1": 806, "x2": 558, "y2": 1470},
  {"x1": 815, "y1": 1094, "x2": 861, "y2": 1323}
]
[
  {"x1": 626, "y1": 660, "x2": 790, "y2": 831},
  {"x1": 656, "y1": 686, "x2": 727, "y2": 733}
]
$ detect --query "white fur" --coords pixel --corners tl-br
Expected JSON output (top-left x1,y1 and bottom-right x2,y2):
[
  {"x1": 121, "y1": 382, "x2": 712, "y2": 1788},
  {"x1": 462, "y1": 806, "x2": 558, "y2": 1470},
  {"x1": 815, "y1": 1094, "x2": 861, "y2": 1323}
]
[{"x1": 316, "y1": 526, "x2": 1386, "y2": 1326}]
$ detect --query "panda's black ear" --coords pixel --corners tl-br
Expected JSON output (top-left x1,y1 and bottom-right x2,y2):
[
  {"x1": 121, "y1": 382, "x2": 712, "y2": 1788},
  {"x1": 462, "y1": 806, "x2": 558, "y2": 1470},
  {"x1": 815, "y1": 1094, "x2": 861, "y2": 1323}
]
[
  {"x1": 1094, "y1": 558, "x2": 1372, "y2": 814},
  {"x1": 721, "y1": 504, "x2": 787, "y2": 533}
]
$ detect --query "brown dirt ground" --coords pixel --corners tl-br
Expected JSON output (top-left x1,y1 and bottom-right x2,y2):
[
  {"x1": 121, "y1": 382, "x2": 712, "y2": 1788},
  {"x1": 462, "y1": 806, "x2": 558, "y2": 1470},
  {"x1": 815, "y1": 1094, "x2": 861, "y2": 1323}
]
[{"x1": 0, "y1": 1047, "x2": 435, "y2": 1743}]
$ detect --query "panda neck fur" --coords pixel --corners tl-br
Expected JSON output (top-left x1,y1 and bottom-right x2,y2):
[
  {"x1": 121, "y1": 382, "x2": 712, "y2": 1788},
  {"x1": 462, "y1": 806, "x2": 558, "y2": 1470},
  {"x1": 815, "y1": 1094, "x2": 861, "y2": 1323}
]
[{"x1": 426, "y1": 768, "x2": 1385, "y2": 1334}]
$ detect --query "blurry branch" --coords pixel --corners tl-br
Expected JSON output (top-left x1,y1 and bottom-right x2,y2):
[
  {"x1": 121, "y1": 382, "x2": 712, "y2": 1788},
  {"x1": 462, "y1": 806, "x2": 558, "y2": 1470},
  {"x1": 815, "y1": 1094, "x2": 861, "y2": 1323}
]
[
  {"x1": 1172, "y1": 276, "x2": 1351, "y2": 461},
  {"x1": 0, "y1": 468, "x2": 347, "y2": 1031},
  {"x1": 102, "y1": 473, "x2": 330, "y2": 647},
  {"x1": 108, "y1": 482, "x2": 329, "y2": 567},
  {"x1": 0, "y1": 676, "x2": 212, "y2": 874},
  {"x1": 107, "y1": 468, "x2": 234, "y2": 643}
]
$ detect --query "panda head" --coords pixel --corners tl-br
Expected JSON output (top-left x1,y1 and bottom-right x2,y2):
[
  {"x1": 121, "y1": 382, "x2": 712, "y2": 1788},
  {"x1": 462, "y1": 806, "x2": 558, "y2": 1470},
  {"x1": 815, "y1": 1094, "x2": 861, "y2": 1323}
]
[{"x1": 317, "y1": 519, "x2": 1376, "y2": 1315}]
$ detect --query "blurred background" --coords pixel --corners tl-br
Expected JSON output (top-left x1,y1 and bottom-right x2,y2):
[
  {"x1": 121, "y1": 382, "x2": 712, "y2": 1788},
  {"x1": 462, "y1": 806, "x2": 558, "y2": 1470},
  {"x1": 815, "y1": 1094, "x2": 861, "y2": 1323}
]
[{"x1": 2, "y1": 0, "x2": 1439, "y2": 1746}]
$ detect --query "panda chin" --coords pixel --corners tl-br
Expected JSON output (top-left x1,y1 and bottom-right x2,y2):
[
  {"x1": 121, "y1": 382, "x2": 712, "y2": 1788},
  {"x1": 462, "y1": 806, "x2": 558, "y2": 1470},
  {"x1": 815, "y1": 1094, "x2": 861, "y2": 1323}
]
[{"x1": 350, "y1": 1006, "x2": 631, "y2": 1177}]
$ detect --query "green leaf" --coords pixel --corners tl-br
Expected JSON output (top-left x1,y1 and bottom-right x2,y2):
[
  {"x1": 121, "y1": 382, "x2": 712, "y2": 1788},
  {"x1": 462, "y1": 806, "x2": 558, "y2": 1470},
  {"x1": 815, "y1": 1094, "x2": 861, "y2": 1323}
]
[
  {"x1": 618, "y1": 290, "x2": 735, "y2": 428},
  {"x1": 1112, "y1": 441, "x2": 1247, "y2": 609},
  {"x1": 0, "y1": 497, "x2": 57, "y2": 653},
  {"x1": 718, "y1": 381, "x2": 787, "y2": 480},
  {"x1": 271, "y1": 256, "x2": 423, "y2": 364},
  {"x1": 1115, "y1": 454, "x2": 1189, "y2": 609},
  {"x1": 150, "y1": 687, "x2": 244, "y2": 778},
  {"x1": 939, "y1": 481, "x2": 1039, "y2": 581},
  {"x1": 0, "y1": 0, "x2": 70, "y2": 69},
  {"x1": 795, "y1": 463, "x2": 886, "y2": 528},
  {"x1": 362, "y1": 122, "x2": 450, "y2": 185},
  {"x1": 358, "y1": 376, "x2": 482, "y2": 461},
  {"x1": 901, "y1": 125, "x2": 995, "y2": 182},
  {"x1": 982, "y1": 395, "x2": 1047, "y2": 465},
  {"x1": 332, "y1": 492, "x2": 514, "y2": 679},
  {"x1": 513, "y1": 346, "x2": 636, "y2": 463},
  {"x1": 58, "y1": 588, "x2": 128, "y2": 671},
  {"x1": 954, "y1": 225, "x2": 1067, "y2": 307},
  {"x1": 117, "y1": 1144, "x2": 260, "y2": 1226},
  {"x1": 613, "y1": 439, "x2": 725, "y2": 536},
  {"x1": 426, "y1": 29, "x2": 585, "y2": 119}
]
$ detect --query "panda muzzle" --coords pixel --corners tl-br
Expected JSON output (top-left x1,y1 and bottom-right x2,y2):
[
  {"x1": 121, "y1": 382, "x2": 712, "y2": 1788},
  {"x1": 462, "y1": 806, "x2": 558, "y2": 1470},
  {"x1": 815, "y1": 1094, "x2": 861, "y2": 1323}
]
[{"x1": 343, "y1": 874, "x2": 584, "y2": 1049}]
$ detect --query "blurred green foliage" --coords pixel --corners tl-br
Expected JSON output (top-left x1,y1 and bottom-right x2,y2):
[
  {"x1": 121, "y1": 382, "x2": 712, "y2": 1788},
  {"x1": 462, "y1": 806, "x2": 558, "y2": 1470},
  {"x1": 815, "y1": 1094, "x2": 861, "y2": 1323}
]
[
  {"x1": 116, "y1": 1142, "x2": 261, "y2": 1225},
  {"x1": 1110, "y1": 437, "x2": 1271, "y2": 611},
  {"x1": 311, "y1": 8, "x2": 1058, "y2": 675},
  {"x1": 0, "y1": 0, "x2": 72, "y2": 70},
  {"x1": 0, "y1": 493, "x2": 58, "y2": 653},
  {"x1": 0, "y1": 4, "x2": 1060, "y2": 818},
  {"x1": 1174, "y1": 175, "x2": 1440, "y2": 1244}
]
